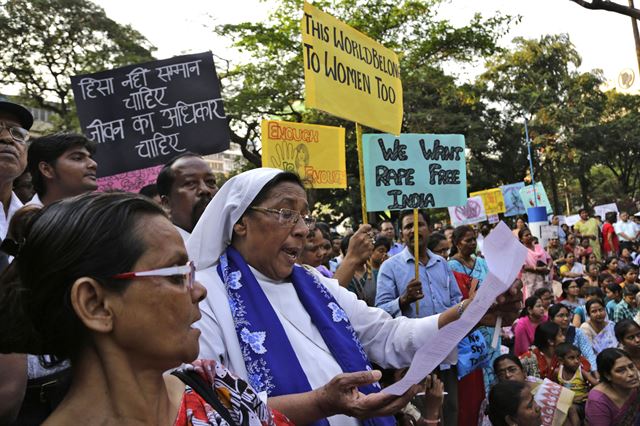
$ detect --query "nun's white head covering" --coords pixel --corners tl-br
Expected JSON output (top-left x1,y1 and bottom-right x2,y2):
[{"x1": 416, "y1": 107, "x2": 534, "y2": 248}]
[{"x1": 187, "y1": 167, "x2": 283, "y2": 270}]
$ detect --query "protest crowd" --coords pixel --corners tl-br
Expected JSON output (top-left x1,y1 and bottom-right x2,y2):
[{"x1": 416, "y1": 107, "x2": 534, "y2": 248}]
[{"x1": 2, "y1": 98, "x2": 640, "y2": 426}]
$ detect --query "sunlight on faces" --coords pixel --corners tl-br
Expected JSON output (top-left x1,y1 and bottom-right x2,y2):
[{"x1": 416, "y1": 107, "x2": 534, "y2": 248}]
[
  {"x1": 0, "y1": 112, "x2": 27, "y2": 180},
  {"x1": 106, "y1": 215, "x2": 205, "y2": 369},
  {"x1": 46, "y1": 146, "x2": 97, "y2": 195},
  {"x1": 233, "y1": 182, "x2": 310, "y2": 281},
  {"x1": 300, "y1": 228, "x2": 327, "y2": 268}
]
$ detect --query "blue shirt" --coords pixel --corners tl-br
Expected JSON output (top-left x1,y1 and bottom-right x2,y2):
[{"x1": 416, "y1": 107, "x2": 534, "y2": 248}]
[
  {"x1": 387, "y1": 242, "x2": 405, "y2": 257},
  {"x1": 375, "y1": 246, "x2": 462, "y2": 318}
]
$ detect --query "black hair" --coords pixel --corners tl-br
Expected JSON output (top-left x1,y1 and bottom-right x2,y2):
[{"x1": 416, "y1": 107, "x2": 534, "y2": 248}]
[
  {"x1": 580, "y1": 236, "x2": 591, "y2": 245},
  {"x1": 448, "y1": 225, "x2": 474, "y2": 257},
  {"x1": 615, "y1": 319, "x2": 640, "y2": 343},
  {"x1": 534, "y1": 287, "x2": 551, "y2": 298},
  {"x1": 519, "y1": 296, "x2": 540, "y2": 318},
  {"x1": 27, "y1": 133, "x2": 97, "y2": 197},
  {"x1": 621, "y1": 264, "x2": 635, "y2": 277},
  {"x1": 585, "y1": 298, "x2": 605, "y2": 316},
  {"x1": 584, "y1": 286, "x2": 604, "y2": 300},
  {"x1": 0, "y1": 192, "x2": 166, "y2": 359},
  {"x1": 622, "y1": 283, "x2": 640, "y2": 297},
  {"x1": 606, "y1": 282, "x2": 622, "y2": 294},
  {"x1": 534, "y1": 321, "x2": 561, "y2": 351},
  {"x1": 155, "y1": 151, "x2": 202, "y2": 197},
  {"x1": 426, "y1": 232, "x2": 447, "y2": 252},
  {"x1": 604, "y1": 256, "x2": 619, "y2": 271},
  {"x1": 138, "y1": 183, "x2": 159, "y2": 198},
  {"x1": 493, "y1": 354, "x2": 523, "y2": 373},
  {"x1": 578, "y1": 208, "x2": 588, "y2": 215},
  {"x1": 374, "y1": 235, "x2": 391, "y2": 251},
  {"x1": 517, "y1": 227, "x2": 531, "y2": 241},
  {"x1": 314, "y1": 222, "x2": 331, "y2": 240},
  {"x1": 340, "y1": 235, "x2": 351, "y2": 257},
  {"x1": 487, "y1": 380, "x2": 528, "y2": 426},
  {"x1": 555, "y1": 342, "x2": 579, "y2": 358},
  {"x1": 597, "y1": 348, "x2": 631, "y2": 384},
  {"x1": 548, "y1": 303, "x2": 570, "y2": 321},
  {"x1": 397, "y1": 210, "x2": 430, "y2": 229},
  {"x1": 561, "y1": 279, "x2": 583, "y2": 298},
  {"x1": 605, "y1": 211, "x2": 617, "y2": 223}
]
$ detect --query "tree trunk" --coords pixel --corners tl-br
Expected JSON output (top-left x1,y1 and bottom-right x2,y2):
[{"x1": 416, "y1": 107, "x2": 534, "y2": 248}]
[
  {"x1": 547, "y1": 161, "x2": 562, "y2": 214},
  {"x1": 630, "y1": 0, "x2": 640, "y2": 73},
  {"x1": 578, "y1": 173, "x2": 591, "y2": 210}
]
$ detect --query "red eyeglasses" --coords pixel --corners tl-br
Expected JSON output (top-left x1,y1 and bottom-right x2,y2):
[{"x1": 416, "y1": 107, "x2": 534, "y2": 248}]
[{"x1": 111, "y1": 261, "x2": 195, "y2": 290}]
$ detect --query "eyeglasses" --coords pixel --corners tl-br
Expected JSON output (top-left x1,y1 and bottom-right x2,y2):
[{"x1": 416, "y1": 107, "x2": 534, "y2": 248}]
[
  {"x1": 0, "y1": 122, "x2": 29, "y2": 144},
  {"x1": 250, "y1": 206, "x2": 316, "y2": 229},
  {"x1": 111, "y1": 261, "x2": 195, "y2": 290}
]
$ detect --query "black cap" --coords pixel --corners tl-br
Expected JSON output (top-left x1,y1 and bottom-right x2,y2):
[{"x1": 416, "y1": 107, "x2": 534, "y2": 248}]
[{"x1": 0, "y1": 100, "x2": 34, "y2": 130}]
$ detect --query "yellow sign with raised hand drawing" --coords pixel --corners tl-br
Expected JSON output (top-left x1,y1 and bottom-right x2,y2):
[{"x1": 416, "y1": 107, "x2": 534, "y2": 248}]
[
  {"x1": 261, "y1": 120, "x2": 347, "y2": 189},
  {"x1": 470, "y1": 188, "x2": 506, "y2": 216},
  {"x1": 301, "y1": 1, "x2": 403, "y2": 134}
]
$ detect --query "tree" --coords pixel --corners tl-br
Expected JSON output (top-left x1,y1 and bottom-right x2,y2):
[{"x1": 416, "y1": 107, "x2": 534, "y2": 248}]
[
  {"x1": 569, "y1": 0, "x2": 640, "y2": 19},
  {"x1": 0, "y1": 0, "x2": 155, "y2": 130},
  {"x1": 217, "y1": 0, "x2": 514, "y2": 222}
]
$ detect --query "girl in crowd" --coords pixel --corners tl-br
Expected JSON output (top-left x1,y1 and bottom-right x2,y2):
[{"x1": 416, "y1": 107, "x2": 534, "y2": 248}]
[
  {"x1": 533, "y1": 287, "x2": 554, "y2": 312},
  {"x1": 558, "y1": 279, "x2": 584, "y2": 317},
  {"x1": 571, "y1": 286, "x2": 604, "y2": 326},
  {"x1": 618, "y1": 247, "x2": 635, "y2": 269},
  {"x1": 615, "y1": 319, "x2": 640, "y2": 370},
  {"x1": 559, "y1": 253, "x2": 585, "y2": 283},
  {"x1": 548, "y1": 304, "x2": 597, "y2": 373},
  {"x1": 513, "y1": 296, "x2": 547, "y2": 357},
  {"x1": 605, "y1": 282, "x2": 623, "y2": 317},
  {"x1": 584, "y1": 263, "x2": 600, "y2": 287},
  {"x1": 603, "y1": 256, "x2": 622, "y2": 284},
  {"x1": 0, "y1": 193, "x2": 415, "y2": 425},
  {"x1": 519, "y1": 321, "x2": 566, "y2": 380},
  {"x1": 585, "y1": 348, "x2": 640, "y2": 425},
  {"x1": 511, "y1": 216, "x2": 526, "y2": 238},
  {"x1": 564, "y1": 233, "x2": 577, "y2": 256},
  {"x1": 519, "y1": 227, "x2": 552, "y2": 297},
  {"x1": 426, "y1": 231, "x2": 450, "y2": 259},
  {"x1": 621, "y1": 264, "x2": 639, "y2": 288},
  {"x1": 579, "y1": 299, "x2": 617, "y2": 356}
]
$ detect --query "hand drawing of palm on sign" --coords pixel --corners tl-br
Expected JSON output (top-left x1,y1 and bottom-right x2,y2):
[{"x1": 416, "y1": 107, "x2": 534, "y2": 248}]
[{"x1": 270, "y1": 141, "x2": 310, "y2": 179}]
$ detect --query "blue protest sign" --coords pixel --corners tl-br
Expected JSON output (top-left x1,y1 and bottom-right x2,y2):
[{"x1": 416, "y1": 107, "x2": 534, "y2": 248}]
[
  {"x1": 362, "y1": 134, "x2": 466, "y2": 212},
  {"x1": 500, "y1": 182, "x2": 526, "y2": 217}
]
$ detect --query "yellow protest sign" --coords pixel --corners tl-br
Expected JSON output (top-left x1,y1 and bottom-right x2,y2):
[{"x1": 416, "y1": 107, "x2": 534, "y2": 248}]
[
  {"x1": 301, "y1": 1, "x2": 403, "y2": 134},
  {"x1": 470, "y1": 188, "x2": 506, "y2": 216},
  {"x1": 261, "y1": 120, "x2": 346, "y2": 189}
]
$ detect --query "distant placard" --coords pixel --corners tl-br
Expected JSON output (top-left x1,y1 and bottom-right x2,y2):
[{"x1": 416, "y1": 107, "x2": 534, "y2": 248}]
[
  {"x1": 488, "y1": 214, "x2": 499, "y2": 224},
  {"x1": 448, "y1": 196, "x2": 487, "y2": 226},
  {"x1": 301, "y1": 2, "x2": 402, "y2": 134},
  {"x1": 565, "y1": 214, "x2": 581, "y2": 227},
  {"x1": 519, "y1": 182, "x2": 553, "y2": 215},
  {"x1": 71, "y1": 51, "x2": 229, "y2": 178},
  {"x1": 500, "y1": 182, "x2": 526, "y2": 217},
  {"x1": 470, "y1": 188, "x2": 506, "y2": 216},
  {"x1": 261, "y1": 120, "x2": 346, "y2": 189},
  {"x1": 362, "y1": 134, "x2": 466, "y2": 211},
  {"x1": 97, "y1": 165, "x2": 162, "y2": 193},
  {"x1": 594, "y1": 203, "x2": 618, "y2": 219}
]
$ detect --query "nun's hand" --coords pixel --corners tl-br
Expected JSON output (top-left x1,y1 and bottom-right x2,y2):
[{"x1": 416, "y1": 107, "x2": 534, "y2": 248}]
[{"x1": 315, "y1": 370, "x2": 420, "y2": 419}]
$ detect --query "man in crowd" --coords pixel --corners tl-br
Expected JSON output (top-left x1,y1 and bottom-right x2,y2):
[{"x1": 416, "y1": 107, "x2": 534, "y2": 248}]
[
  {"x1": 0, "y1": 100, "x2": 31, "y2": 423},
  {"x1": 616, "y1": 211, "x2": 639, "y2": 253},
  {"x1": 574, "y1": 208, "x2": 602, "y2": 260},
  {"x1": 375, "y1": 210, "x2": 462, "y2": 426},
  {"x1": 27, "y1": 133, "x2": 97, "y2": 206},
  {"x1": 156, "y1": 152, "x2": 218, "y2": 241},
  {"x1": 380, "y1": 218, "x2": 404, "y2": 256}
]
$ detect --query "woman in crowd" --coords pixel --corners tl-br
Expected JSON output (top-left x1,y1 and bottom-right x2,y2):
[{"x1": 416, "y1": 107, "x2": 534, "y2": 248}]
[
  {"x1": 299, "y1": 227, "x2": 333, "y2": 278},
  {"x1": 615, "y1": 319, "x2": 640, "y2": 370},
  {"x1": 572, "y1": 286, "x2": 604, "y2": 326},
  {"x1": 584, "y1": 263, "x2": 600, "y2": 287},
  {"x1": 618, "y1": 247, "x2": 635, "y2": 269},
  {"x1": 534, "y1": 287, "x2": 554, "y2": 312},
  {"x1": 601, "y1": 211, "x2": 619, "y2": 259},
  {"x1": 564, "y1": 233, "x2": 578, "y2": 256},
  {"x1": 545, "y1": 236, "x2": 564, "y2": 265},
  {"x1": 559, "y1": 252, "x2": 585, "y2": 284},
  {"x1": 426, "y1": 231, "x2": 450, "y2": 259},
  {"x1": 548, "y1": 304, "x2": 597, "y2": 372},
  {"x1": 513, "y1": 296, "x2": 547, "y2": 357},
  {"x1": 519, "y1": 227, "x2": 552, "y2": 297},
  {"x1": 585, "y1": 348, "x2": 640, "y2": 425},
  {"x1": 448, "y1": 225, "x2": 489, "y2": 285},
  {"x1": 512, "y1": 216, "x2": 526, "y2": 238},
  {"x1": 487, "y1": 381, "x2": 541, "y2": 426},
  {"x1": 558, "y1": 279, "x2": 585, "y2": 317},
  {"x1": 0, "y1": 193, "x2": 417, "y2": 425},
  {"x1": 186, "y1": 169, "x2": 523, "y2": 426},
  {"x1": 603, "y1": 256, "x2": 622, "y2": 284},
  {"x1": 518, "y1": 321, "x2": 566, "y2": 380},
  {"x1": 579, "y1": 298, "x2": 617, "y2": 356}
]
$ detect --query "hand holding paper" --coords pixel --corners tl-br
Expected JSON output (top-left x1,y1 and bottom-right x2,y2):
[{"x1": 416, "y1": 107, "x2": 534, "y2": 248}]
[{"x1": 384, "y1": 221, "x2": 526, "y2": 395}]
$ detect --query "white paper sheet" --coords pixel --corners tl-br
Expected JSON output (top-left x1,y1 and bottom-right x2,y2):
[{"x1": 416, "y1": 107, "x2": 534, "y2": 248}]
[{"x1": 384, "y1": 221, "x2": 527, "y2": 395}]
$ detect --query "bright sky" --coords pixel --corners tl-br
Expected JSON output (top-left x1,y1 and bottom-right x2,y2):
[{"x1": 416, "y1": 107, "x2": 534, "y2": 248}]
[{"x1": 94, "y1": 0, "x2": 639, "y2": 88}]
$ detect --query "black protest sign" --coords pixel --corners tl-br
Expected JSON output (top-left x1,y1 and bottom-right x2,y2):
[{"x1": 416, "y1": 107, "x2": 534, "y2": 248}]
[{"x1": 71, "y1": 51, "x2": 229, "y2": 177}]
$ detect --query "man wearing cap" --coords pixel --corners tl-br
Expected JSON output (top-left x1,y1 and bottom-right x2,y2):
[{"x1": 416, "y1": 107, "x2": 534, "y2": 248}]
[{"x1": 0, "y1": 99, "x2": 31, "y2": 423}]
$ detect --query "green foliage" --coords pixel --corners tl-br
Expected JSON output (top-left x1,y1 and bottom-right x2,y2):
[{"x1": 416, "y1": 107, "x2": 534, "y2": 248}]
[{"x1": 0, "y1": 0, "x2": 155, "y2": 130}]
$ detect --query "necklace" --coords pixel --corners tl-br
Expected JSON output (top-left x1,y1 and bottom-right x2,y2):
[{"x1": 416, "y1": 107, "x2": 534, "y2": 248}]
[{"x1": 453, "y1": 255, "x2": 475, "y2": 276}]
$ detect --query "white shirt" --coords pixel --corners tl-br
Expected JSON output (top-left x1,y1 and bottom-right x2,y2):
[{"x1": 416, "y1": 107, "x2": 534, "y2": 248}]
[
  {"x1": 175, "y1": 225, "x2": 190, "y2": 242},
  {"x1": 615, "y1": 220, "x2": 639, "y2": 241},
  {"x1": 196, "y1": 264, "x2": 442, "y2": 426},
  {"x1": 0, "y1": 192, "x2": 23, "y2": 239},
  {"x1": 25, "y1": 193, "x2": 43, "y2": 208}
]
